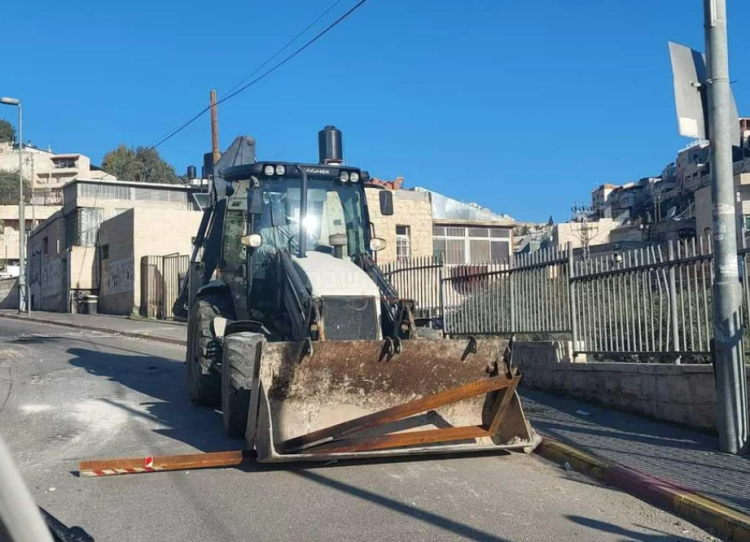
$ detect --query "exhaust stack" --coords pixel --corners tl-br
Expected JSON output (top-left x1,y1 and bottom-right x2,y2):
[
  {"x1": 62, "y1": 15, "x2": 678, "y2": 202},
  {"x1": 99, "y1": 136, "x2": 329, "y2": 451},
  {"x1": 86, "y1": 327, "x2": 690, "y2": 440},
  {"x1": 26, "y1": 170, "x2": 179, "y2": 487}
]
[{"x1": 318, "y1": 125, "x2": 343, "y2": 165}]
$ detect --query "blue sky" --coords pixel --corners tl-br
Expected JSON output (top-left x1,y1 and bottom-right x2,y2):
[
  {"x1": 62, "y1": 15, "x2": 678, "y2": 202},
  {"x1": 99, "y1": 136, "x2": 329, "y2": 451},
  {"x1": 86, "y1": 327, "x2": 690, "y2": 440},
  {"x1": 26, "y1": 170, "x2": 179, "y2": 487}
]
[{"x1": 2, "y1": 0, "x2": 749, "y2": 222}]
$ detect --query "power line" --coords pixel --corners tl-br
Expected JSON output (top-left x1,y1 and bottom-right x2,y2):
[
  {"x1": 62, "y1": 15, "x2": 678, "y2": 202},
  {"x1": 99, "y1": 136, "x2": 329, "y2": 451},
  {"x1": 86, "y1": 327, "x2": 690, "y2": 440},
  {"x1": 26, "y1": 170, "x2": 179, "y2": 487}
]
[
  {"x1": 224, "y1": 0, "x2": 345, "y2": 95},
  {"x1": 149, "y1": 0, "x2": 345, "y2": 148},
  {"x1": 149, "y1": 0, "x2": 370, "y2": 151}
]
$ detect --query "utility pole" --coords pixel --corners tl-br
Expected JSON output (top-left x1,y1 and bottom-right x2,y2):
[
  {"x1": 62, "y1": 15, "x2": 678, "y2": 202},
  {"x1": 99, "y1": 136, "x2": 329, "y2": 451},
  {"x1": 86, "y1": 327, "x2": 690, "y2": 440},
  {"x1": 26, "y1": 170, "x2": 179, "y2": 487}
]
[
  {"x1": 210, "y1": 89, "x2": 220, "y2": 166},
  {"x1": 704, "y1": 0, "x2": 748, "y2": 455},
  {"x1": 1, "y1": 97, "x2": 27, "y2": 314}
]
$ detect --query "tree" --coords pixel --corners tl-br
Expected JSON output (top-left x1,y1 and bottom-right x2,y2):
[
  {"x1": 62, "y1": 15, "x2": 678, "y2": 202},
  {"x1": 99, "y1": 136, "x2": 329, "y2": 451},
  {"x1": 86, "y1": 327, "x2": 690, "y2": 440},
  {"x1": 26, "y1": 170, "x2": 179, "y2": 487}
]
[
  {"x1": 0, "y1": 119, "x2": 15, "y2": 144},
  {"x1": 0, "y1": 170, "x2": 31, "y2": 205},
  {"x1": 102, "y1": 144, "x2": 180, "y2": 184}
]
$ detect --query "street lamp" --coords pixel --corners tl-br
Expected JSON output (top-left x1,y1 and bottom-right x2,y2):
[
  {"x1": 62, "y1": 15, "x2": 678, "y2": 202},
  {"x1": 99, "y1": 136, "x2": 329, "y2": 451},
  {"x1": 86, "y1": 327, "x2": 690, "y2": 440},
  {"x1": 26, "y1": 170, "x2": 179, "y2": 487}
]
[{"x1": 0, "y1": 96, "x2": 29, "y2": 314}]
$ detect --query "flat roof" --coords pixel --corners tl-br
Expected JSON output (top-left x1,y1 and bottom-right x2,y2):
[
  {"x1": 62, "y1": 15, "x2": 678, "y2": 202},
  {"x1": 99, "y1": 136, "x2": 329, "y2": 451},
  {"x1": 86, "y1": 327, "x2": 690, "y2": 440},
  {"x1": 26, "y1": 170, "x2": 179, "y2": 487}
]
[
  {"x1": 66, "y1": 178, "x2": 194, "y2": 191},
  {"x1": 433, "y1": 218, "x2": 516, "y2": 228}
]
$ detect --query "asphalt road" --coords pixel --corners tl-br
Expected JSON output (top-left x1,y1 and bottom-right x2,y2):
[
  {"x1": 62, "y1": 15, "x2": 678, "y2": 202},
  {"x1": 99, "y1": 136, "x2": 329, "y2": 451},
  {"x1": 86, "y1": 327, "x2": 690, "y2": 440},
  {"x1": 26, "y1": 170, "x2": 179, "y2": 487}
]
[{"x1": 0, "y1": 318, "x2": 719, "y2": 542}]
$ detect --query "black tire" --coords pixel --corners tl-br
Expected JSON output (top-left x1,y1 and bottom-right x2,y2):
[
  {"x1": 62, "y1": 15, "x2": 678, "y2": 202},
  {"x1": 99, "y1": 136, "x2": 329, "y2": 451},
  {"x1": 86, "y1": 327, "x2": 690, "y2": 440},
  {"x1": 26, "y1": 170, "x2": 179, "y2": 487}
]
[
  {"x1": 222, "y1": 332, "x2": 264, "y2": 438},
  {"x1": 186, "y1": 294, "x2": 232, "y2": 407},
  {"x1": 415, "y1": 327, "x2": 443, "y2": 340}
]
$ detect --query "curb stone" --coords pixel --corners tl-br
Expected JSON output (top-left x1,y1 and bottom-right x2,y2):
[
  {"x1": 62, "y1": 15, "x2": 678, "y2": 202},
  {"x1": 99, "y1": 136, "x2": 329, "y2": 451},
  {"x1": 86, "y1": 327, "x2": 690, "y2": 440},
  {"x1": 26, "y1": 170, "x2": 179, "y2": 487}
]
[
  {"x1": 0, "y1": 313, "x2": 187, "y2": 346},
  {"x1": 535, "y1": 438, "x2": 750, "y2": 542}
]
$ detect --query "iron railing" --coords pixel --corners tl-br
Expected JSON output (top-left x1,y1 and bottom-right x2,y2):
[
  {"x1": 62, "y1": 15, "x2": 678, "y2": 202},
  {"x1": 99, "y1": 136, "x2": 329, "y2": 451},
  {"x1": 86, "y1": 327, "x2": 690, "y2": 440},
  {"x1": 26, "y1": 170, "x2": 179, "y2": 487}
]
[
  {"x1": 380, "y1": 256, "x2": 444, "y2": 319},
  {"x1": 385, "y1": 237, "x2": 748, "y2": 362},
  {"x1": 571, "y1": 239, "x2": 713, "y2": 356},
  {"x1": 440, "y1": 251, "x2": 569, "y2": 336}
]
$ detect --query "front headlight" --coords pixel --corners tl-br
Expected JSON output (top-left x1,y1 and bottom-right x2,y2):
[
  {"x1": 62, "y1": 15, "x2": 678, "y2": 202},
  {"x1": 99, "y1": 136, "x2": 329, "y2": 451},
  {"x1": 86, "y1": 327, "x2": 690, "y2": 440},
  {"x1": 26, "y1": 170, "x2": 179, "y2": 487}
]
[
  {"x1": 350, "y1": 172, "x2": 360, "y2": 183},
  {"x1": 263, "y1": 165, "x2": 275, "y2": 176},
  {"x1": 275, "y1": 165, "x2": 286, "y2": 175},
  {"x1": 339, "y1": 171, "x2": 350, "y2": 182}
]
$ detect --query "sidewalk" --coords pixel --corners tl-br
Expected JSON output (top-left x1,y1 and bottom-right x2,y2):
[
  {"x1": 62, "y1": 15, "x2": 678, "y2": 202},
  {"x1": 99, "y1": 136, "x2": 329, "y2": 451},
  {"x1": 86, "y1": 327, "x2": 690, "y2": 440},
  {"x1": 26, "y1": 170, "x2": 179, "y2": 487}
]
[
  {"x1": 0, "y1": 310, "x2": 187, "y2": 345},
  {"x1": 521, "y1": 387, "x2": 750, "y2": 517}
]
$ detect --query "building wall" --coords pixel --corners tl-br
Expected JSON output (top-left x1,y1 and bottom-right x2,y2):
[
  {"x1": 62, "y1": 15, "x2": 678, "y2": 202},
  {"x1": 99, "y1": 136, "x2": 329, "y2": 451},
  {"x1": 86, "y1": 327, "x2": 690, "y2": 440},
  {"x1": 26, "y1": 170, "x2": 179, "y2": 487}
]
[
  {"x1": 0, "y1": 205, "x2": 60, "y2": 261},
  {"x1": 591, "y1": 184, "x2": 616, "y2": 212},
  {"x1": 695, "y1": 174, "x2": 750, "y2": 238},
  {"x1": 0, "y1": 143, "x2": 103, "y2": 189},
  {"x1": 609, "y1": 225, "x2": 645, "y2": 243},
  {"x1": 695, "y1": 185, "x2": 712, "y2": 237},
  {"x1": 27, "y1": 212, "x2": 67, "y2": 312},
  {"x1": 98, "y1": 211, "x2": 136, "y2": 315},
  {"x1": 69, "y1": 246, "x2": 96, "y2": 290},
  {"x1": 132, "y1": 209, "x2": 202, "y2": 310},
  {"x1": 365, "y1": 188, "x2": 433, "y2": 263},
  {"x1": 552, "y1": 218, "x2": 621, "y2": 249},
  {"x1": 63, "y1": 181, "x2": 194, "y2": 217},
  {"x1": 0, "y1": 278, "x2": 18, "y2": 309},
  {"x1": 98, "y1": 208, "x2": 202, "y2": 315}
]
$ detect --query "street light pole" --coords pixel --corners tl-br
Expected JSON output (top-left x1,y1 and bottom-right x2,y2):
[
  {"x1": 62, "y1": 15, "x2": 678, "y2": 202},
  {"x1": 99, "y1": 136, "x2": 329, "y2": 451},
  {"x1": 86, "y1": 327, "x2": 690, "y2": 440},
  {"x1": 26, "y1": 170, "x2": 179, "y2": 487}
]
[
  {"x1": 0, "y1": 97, "x2": 27, "y2": 314},
  {"x1": 703, "y1": 0, "x2": 749, "y2": 455}
]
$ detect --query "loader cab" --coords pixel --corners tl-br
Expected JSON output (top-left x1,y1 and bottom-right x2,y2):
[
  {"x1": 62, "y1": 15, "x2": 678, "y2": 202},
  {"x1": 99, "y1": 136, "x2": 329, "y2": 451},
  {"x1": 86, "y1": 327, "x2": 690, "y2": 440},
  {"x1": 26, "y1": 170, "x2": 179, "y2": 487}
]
[{"x1": 223, "y1": 162, "x2": 375, "y2": 262}]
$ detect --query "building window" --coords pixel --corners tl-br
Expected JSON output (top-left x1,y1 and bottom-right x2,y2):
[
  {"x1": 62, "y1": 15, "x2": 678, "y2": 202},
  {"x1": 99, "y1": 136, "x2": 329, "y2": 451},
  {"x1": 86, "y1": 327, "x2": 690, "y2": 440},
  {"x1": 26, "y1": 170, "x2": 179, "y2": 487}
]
[
  {"x1": 396, "y1": 225, "x2": 411, "y2": 261},
  {"x1": 432, "y1": 226, "x2": 512, "y2": 264},
  {"x1": 101, "y1": 244, "x2": 110, "y2": 260},
  {"x1": 42, "y1": 237, "x2": 48, "y2": 255}
]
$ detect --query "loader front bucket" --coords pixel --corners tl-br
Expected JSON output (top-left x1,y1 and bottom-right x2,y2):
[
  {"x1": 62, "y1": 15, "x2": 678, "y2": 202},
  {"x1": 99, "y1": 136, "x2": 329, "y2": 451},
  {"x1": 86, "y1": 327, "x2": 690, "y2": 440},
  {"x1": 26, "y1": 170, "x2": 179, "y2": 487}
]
[{"x1": 245, "y1": 337, "x2": 540, "y2": 462}]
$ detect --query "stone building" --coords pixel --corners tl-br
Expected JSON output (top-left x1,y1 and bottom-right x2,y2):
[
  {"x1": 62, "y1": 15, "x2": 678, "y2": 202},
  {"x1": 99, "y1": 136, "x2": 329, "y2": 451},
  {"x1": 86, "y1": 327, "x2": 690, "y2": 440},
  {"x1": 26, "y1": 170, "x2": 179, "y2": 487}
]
[
  {"x1": 367, "y1": 183, "x2": 515, "y2": 265},
  {"x1": 97, "y1": 208, "x2": 202, "y2": 314},
  {"x1": 28, "y1": 178, "x2": 203, "y2": 312},
  {"x1": 365, "y1": 188, "x2": 434, "y2": 263}
]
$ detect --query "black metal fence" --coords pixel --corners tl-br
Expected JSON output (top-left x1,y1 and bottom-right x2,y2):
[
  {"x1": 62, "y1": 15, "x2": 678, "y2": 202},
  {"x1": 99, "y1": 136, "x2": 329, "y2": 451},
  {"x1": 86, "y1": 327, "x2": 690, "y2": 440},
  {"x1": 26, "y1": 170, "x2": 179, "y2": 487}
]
[
  {"x1": 440, "y1": 251, "x2": 569, "y2": 335},
  {"x1": 380, "y1": 256, "x2": 444, "y2": 319},
  {"x1": 383, "y1": 237, "x2": 749, "y2": 361}
]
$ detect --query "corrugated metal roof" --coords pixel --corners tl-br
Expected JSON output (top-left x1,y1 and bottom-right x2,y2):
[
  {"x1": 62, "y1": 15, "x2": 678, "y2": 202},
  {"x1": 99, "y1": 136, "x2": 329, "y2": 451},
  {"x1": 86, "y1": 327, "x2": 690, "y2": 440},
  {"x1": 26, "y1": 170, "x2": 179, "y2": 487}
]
[{"x1": 414, "y1": 187, "x2": 514, "y2": 223}]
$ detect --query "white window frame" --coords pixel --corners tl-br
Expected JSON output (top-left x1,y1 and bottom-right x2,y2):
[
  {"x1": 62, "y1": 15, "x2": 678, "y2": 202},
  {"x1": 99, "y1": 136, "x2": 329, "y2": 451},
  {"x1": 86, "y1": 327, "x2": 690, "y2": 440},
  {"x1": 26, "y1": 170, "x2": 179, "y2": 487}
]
[
  {"x1": 433, "y1": 226, "x2": 511, "y2": 264},
  {"x1": 396, "y1": 225, "x2": 411, "y2": 261}
]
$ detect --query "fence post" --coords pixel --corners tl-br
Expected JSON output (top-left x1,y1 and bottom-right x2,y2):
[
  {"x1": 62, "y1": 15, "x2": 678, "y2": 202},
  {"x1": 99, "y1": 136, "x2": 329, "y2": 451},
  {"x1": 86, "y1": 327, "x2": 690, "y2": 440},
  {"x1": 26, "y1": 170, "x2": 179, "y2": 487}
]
[
  {"x1": 668, "y1": 240, "x2": 681, "y2": 362},
  {"x1": 567, "y1": 242, "x2": 579, "y2": 355},
  {"x1": 438, "y1": 264, "x2": 445, "y2": 330},
  {"x1": 509, "y1": 259, "x2": 516, "y2": 333}
]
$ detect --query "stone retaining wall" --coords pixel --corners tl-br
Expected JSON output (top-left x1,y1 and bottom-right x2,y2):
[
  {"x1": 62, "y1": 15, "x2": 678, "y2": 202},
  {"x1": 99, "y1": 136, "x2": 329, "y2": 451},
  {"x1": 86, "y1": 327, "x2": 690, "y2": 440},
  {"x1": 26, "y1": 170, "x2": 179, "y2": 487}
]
[
  {"x1": 0, "y1": 277, "x2": 18, "y2": 309},
  {"x1": 513, "y1": 341, "x2": 750, "y2": 430}
]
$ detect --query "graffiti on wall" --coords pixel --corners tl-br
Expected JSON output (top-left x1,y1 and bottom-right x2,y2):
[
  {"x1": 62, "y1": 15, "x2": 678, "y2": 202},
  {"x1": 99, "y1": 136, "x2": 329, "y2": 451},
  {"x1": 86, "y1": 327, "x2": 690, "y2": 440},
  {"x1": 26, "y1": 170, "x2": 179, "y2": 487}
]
[
  {"x1": 41, "y1": 259, "x2": 63, "y2": 299},
  {"x1": 28, "y1": 244, "x2": 42, "y2": 286},
  {"x1": 106, "y1": 257, "x2": 134, "y2": 295}
]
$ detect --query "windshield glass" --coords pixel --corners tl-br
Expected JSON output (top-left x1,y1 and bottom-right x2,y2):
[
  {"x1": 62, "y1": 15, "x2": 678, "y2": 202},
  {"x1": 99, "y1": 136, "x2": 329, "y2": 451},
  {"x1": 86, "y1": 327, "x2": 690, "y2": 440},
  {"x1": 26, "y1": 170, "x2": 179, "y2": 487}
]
[{"x1": 254, "y1": 177, "x2": 367, "y2": 263}]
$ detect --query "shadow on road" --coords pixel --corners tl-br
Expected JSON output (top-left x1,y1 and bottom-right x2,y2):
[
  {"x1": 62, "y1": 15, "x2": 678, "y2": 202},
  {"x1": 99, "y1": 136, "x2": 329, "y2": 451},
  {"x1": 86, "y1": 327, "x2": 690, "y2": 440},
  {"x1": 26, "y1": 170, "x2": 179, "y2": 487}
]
[
  {"x1": 66, "y1": 346, "x2": 239, "y2": 453},
  {"x1": 566, "y1": 515, "x2": 703, "y2": 542},
  {"x1": 294, "y1": 469, "x2": 513, "y2": 542}
]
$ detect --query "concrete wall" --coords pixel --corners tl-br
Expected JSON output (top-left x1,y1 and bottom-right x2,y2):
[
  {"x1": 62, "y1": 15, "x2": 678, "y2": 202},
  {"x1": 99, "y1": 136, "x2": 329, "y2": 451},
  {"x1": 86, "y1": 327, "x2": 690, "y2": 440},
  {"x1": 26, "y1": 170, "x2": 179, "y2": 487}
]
[
  {"x1": 98, "y1": 208, "x2": 201, "y2": 315},
  {"x1": 27, "y1": 211, "x2": 68, "y2": 312},
  {"x1": 0, "y1": 278, "x2": 18, "y2": 309},
  {"x1": 68, "y1": 246, "x2": 96, "y2": 290},
  {"x1": 133, "y1": 208, "x2": 201, "y2": 310},
  {"x1": 695, "y1": 185, "x2": 712, "y2": 237},
  {"x1": 98, "y1": 210, "x2": 135, "y2": 315},
  {"x1": 552, "y1": 218, "x2": 622, "y2": 250},
  {"x1": 695, "y1": 174, "x2": 750, "y2": 238},
  {"x1": 513, "y1": 341, "x2": 750, "y2": 430},
  {"x1": 365, "y1": 188, "x2": 434, "y2": 263},
  {"x1": 609, "y1": 224, "x2": 645, "y2": 243},
  {"x1": 0, "y1": 205, "x2": 61, "y2": 261}
]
